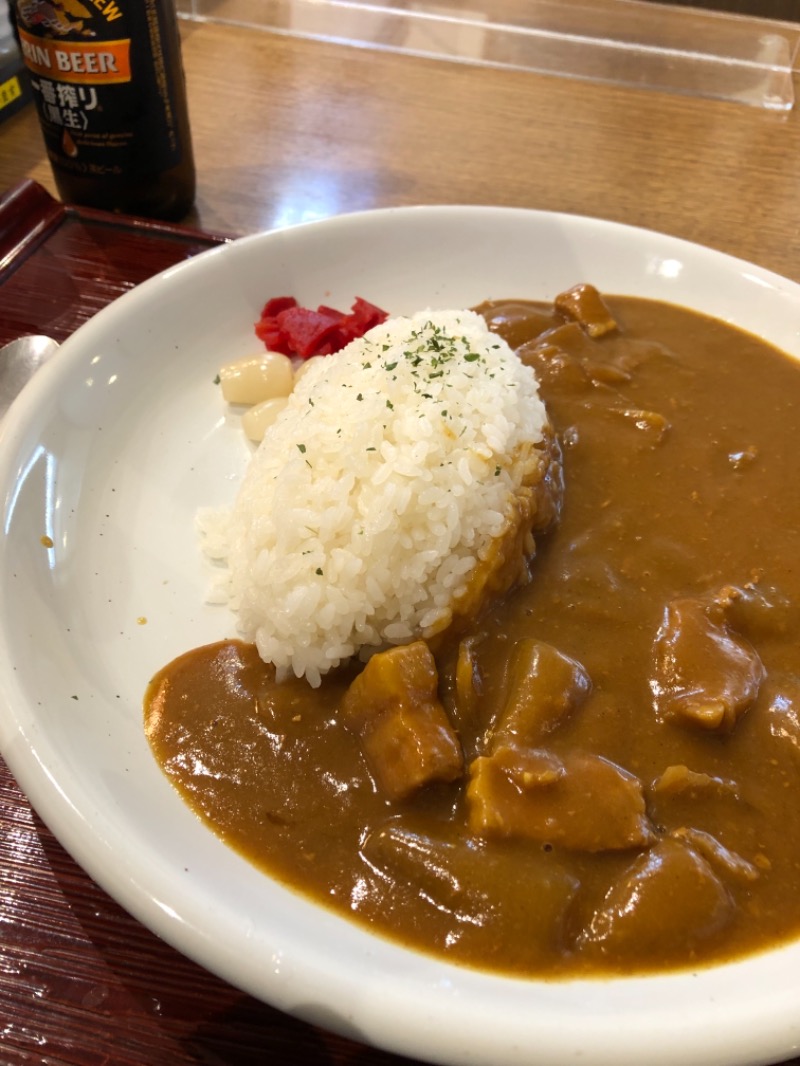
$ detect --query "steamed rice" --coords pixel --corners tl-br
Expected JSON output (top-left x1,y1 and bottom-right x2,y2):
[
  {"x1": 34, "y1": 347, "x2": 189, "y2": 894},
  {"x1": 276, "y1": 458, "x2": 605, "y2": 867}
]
[{"x1": 198, "y1": 309, "x2": 549, "y2": 686}]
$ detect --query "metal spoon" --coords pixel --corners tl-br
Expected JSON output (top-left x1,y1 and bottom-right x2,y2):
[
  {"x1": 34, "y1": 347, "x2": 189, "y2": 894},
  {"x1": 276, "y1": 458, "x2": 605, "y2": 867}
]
[{"x1": 0, "y1": 335, "x2": 60, "y2": 420}]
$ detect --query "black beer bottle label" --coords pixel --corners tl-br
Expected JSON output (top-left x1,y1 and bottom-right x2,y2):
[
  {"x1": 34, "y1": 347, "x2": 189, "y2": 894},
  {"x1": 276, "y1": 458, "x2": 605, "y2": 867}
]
[{"x1": 16, "y1": 0, "x2": 184, "y2": 180}]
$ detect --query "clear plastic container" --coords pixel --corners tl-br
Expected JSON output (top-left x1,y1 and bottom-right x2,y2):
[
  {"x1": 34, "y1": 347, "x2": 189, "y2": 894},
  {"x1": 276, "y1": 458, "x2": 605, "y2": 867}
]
[{"x1": 177, "y1": 0, "x2": 798, "y2": 110}]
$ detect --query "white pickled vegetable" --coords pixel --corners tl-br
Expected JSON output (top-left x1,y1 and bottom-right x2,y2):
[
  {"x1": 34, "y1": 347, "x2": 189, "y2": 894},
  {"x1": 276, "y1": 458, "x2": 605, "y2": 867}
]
[
  {"x1": 241, "y1": 397, "x2": 289, "y2": 442},
  {"x1": 219, "y1": 352, "x2": 293, "y2": 405}
]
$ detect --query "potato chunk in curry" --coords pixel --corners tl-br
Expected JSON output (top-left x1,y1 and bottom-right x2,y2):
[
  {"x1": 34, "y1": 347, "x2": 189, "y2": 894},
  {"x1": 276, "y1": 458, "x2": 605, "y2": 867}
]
[
  {"x1": 487, "y1": 638, "x2": 591, "y2": 750},
  {"x1": 340, "y1": 641, "x2": 463, "y2": 800}
]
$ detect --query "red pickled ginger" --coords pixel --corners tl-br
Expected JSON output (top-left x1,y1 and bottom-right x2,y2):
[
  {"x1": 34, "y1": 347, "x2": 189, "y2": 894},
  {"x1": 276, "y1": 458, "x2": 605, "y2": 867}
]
[{"x1": 255, "y1": 296, "x2": 388, "y2": 359}]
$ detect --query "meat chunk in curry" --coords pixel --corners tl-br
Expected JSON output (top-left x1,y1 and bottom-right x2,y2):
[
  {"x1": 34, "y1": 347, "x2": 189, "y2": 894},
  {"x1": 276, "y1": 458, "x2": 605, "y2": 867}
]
[
  {"x1": 467, "y1": 746, "x2": 653, "y2": 851},
  {"x1": 650, "y1": 593, "x2": 765, "y2": 732},
  {"x1": 553, "y1": 282, "x2": 618, "y2": 338}
]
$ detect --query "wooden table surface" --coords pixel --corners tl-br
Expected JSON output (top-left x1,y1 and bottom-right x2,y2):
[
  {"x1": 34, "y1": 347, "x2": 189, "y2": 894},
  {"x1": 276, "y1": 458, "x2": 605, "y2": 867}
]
[{"x1": 2, "y1": 6, "x2": 800, "y2": 1065}]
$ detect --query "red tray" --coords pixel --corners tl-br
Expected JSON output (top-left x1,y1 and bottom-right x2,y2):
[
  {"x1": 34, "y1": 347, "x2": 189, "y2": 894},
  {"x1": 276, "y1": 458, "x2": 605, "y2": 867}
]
[
  {"x1": 0, "y1": 179, "x2": 229, "y2": 346},
  {"x1": 0, "y1": 180, "x2": 409, "y2": 1066}
]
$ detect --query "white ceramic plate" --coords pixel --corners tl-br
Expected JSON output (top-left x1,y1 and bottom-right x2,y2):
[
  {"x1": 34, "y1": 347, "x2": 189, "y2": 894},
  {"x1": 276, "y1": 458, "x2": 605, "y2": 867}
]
[{"x1": 2, "y1": 206, "x2": 800, "y2": 1066}]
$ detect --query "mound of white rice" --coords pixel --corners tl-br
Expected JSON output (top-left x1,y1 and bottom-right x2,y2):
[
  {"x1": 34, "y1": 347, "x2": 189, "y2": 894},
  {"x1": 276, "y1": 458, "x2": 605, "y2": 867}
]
[{"x1": 198, "y1": 309, "x2": 549, "y2": 687}]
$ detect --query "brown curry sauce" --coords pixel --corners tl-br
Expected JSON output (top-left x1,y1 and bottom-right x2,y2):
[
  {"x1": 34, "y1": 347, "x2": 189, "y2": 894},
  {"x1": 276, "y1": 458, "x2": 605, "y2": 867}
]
[{"x1": 145, "y1": 290, "x2": 800, "y2": 977}]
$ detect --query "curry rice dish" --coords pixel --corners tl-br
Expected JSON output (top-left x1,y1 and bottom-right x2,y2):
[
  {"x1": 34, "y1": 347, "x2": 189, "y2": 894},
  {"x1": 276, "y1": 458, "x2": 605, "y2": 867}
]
[{"x1": 146, "y1": 285, "x2": 800, "y2": 978}]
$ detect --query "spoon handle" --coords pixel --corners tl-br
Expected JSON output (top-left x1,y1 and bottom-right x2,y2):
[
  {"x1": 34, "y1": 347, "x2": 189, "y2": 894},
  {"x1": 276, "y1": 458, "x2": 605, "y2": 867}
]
[{"x1": 0, "y1": 334, "x2": 59, "y2": 420}]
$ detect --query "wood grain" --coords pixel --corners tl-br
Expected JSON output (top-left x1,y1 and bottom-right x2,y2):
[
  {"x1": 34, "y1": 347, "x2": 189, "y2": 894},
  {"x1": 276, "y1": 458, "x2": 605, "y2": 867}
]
[
  {"x1": 2, "y1": 10, "x2": 800, "y2": 1065},
  {"x1": 3, "y1": 18, "x2": 799, "y2": 280},
  {"x1": 0, "y1": 181, "x2": 228, "y2": 346}
]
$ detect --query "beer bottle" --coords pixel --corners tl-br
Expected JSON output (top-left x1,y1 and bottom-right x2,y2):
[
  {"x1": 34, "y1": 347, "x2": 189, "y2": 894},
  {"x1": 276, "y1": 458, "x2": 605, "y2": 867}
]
[{"x1": 13, "y1": 0, "x2": 195, "y2": 221}]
